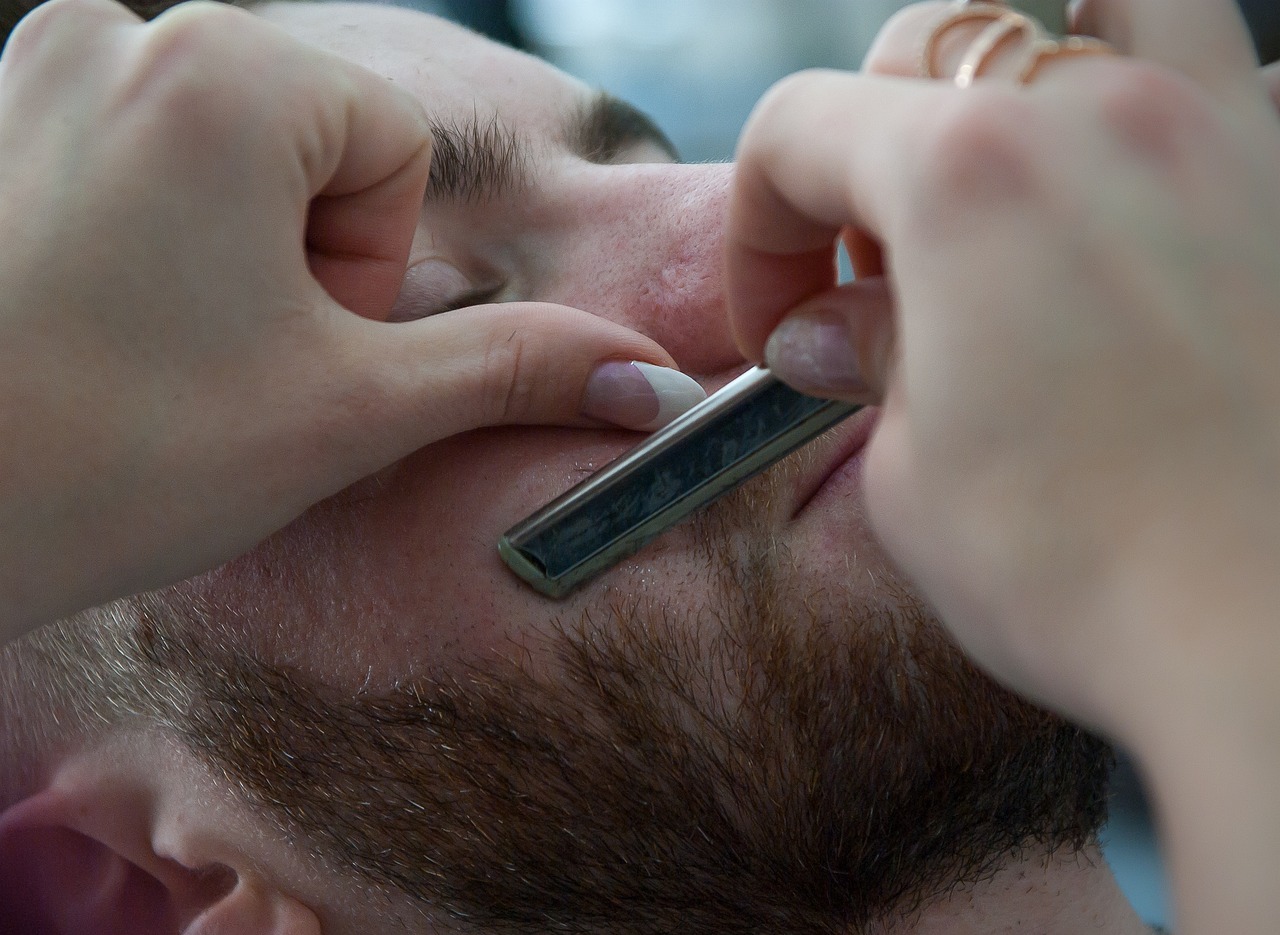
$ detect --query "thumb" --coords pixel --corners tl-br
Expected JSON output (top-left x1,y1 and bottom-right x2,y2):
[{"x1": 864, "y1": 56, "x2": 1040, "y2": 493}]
[
  {"x1": 760, "y1": 276, "x2": 894, "y2": 403},
  {"x1": 327, "y1": 300, "x2": 707, "y2": 460}
]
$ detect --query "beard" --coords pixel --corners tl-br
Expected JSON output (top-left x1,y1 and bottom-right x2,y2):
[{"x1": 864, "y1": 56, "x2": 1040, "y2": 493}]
[{"x1": 125, "y1": 454, "x2": 1112, "y2": 935}]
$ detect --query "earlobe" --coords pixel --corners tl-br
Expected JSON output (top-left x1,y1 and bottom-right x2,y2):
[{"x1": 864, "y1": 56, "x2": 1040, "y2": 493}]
[{"x1": 0, "y1": 768, "x2": 320, "y2": 935}]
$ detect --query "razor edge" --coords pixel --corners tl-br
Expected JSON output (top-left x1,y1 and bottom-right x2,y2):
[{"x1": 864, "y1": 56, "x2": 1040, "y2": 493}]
[{"x1": 499, "y1": 367, "x2": 861, "y2": 599}]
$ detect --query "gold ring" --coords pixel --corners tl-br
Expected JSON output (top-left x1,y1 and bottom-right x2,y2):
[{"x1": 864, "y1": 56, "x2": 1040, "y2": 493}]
[
  {"x1": 1016, "y1": 34, "x2": 1117, "y2": 84},
  {"x1": 920, "y1": 3, "x2": 1047, "y2": 87},
  {"x1": 920, "y1": 1, "x2": 1116, "y2": 88}
]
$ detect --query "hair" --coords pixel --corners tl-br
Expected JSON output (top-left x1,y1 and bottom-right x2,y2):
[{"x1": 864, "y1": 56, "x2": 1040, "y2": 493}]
[
  {"x1": 4, "y1": 574, "x2": 1113, "y2": 935},
  {"x1": 0, "y1": 431, "x2": 1114, "y2": 935}
]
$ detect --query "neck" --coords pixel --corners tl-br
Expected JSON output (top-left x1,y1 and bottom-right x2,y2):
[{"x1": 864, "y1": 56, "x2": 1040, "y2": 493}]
[{"x1": 887, "y1": 845, "x2": 1152, "y2": 935}]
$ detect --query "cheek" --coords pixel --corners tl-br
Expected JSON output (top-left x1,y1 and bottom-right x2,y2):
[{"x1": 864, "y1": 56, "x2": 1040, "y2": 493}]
[
  {"x1": 546, "y1": 248, "x2": 735, "y2": 375},
  {"x1": 198, "y1": 429, "x2": 710, "y2": 690},
  {"x1": 529, "y1": 165, "x2": 742, "y2": 375}
]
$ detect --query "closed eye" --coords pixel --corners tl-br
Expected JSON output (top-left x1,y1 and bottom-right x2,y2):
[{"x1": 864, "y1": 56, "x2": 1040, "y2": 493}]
[
  {"x1": 431, "y1": 283, "x2": 505, "y2": 316},
  {"x1": 388, "y1": 259, "x2": 507, "y2": 322}
]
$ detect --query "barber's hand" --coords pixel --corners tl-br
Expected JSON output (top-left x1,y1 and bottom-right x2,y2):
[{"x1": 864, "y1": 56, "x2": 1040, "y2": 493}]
[
  {"x1": 0, "y1": 0, "x2": 693, "y2": 640},
  {"x1": 730, "y1": 5, "x2": 1280, "y2": 929},
  {"x1": 728, "y1": 0, "x2": 1280, "y2": 735}
]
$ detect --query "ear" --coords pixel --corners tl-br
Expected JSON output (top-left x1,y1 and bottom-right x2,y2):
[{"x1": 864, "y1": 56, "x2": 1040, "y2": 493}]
[{"x1": 0, "y1": 756, "x2": 320, "y2": 935}]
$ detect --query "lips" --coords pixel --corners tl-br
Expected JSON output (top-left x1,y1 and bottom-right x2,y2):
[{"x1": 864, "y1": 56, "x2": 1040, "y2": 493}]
[{"x1": 789, "y1": 406, "x2": 880, "y2": 519}]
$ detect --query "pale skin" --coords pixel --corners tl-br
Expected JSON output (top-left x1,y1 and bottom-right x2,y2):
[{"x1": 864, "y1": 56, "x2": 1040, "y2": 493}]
[{"x1": 729, "y1": 0, "x2": 1280, "y2": 932}]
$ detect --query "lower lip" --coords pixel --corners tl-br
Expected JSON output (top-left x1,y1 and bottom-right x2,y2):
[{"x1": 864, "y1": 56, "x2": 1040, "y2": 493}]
[{"x1": 793, "y1": 408, "x2": 879, "y2": 518}]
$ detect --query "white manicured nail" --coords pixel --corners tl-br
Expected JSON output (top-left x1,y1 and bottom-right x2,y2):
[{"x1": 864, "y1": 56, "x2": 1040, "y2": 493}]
[{"x1": 582, "y1": 361, "x2": 706, "y2": 431}]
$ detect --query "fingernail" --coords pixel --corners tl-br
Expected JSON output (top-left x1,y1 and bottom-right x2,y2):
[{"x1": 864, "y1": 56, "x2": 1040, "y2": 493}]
[
  {"x1": 582, "y1": 361, "x2": 707, "y2": 431},
  {"x1": 764, "y1": 312, "x2": 870, "y2": 398}
]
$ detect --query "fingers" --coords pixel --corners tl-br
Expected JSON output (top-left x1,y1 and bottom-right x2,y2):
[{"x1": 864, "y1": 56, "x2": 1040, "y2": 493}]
[
  {"x1": 320, "y1": 302, "x2": 705, "y2": 471},
  {"x1": 134, "y1": 1, "x2": 433, "y2": 322},
  {"x1": 2, "y1": 0, "x2": 137, "y2": 72},
  {"x1": 863, "y1": 1, "x2": 1099, "y2": 84},
  {"x1": 1070, "y1": 0, "x2": 1262, "y2": 100},
  {"x1": 727, "y1": 70, "x2": 939, "y2": 361},
  {"x1": 733, "y1": 0, "x2": 1273, "y2": 367},
  {"x1": 295, "y1": 37, "x2": 433, "y2": 321},
  {"x1": 305, "y1": 142, "x2": 432, "y2": 319},
  {"x1": 863, "y1": 0, "x2": 1263, "y2": 110},
  {"x1": 762, "y1": 277, "x2": 896, "y2": 404},
  {"x1": 0, "y1": 0, "x2": 140, "y2": 111},
  {"x1": 862, "y1": 1, "x2": 968, "y2": 78},
  {"x1": 13, "y1": 0, "x2": 433, "y2": 324}
]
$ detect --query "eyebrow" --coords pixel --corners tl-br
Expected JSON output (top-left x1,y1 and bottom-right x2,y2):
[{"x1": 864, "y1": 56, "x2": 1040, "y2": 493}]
[
  {"x1": 426, "y1": 114, "x2": 528, "y2": 203},
  {"x1": 424, "y1": 94, "x2": 679, "y2": 205},
  {"x1": 569, "y1": 92, "x2": 680, "y2": 165}
]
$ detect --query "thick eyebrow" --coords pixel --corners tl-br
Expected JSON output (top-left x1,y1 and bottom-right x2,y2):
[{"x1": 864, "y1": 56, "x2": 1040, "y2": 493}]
[
  {"x1": 426, "y1": 114, "x2": 529, "y2": 203},
  {"x1": 423, "y1": 95, "x2": 676, "y2": 205},
  {"x1": 568, "y1": 92, "x2": 680, "y2": 165}
]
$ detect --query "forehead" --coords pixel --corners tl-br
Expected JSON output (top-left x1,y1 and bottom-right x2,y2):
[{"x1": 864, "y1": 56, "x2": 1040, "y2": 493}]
[{"x1": 256, "y1": 2, "x2": 590, "y2": 137}]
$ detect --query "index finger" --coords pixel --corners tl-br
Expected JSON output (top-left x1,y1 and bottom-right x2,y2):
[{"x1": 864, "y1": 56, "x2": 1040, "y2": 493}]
[
  {"x1": 300, "y1": 52, "x2": 433, "y2": 318},
  {"x1": 134, "y1": 1, "x2": 434, "y2": 319},
  {"x1": 726, "y1": 69, "x2": 940, "y2": 361},
  {"x1": 1071, "y1": 0, "x2": 1263, "y2": 103}
]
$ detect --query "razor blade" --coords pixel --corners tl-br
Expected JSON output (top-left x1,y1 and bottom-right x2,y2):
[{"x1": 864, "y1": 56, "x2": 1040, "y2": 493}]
[{"x1": 498, "y1": 367, "x2": 861, "y2": 598}]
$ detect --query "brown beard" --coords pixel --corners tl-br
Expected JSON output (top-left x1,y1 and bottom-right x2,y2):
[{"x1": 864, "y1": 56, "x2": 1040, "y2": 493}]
[
  {"x1": 129, "y1": 531, "x2": 1111, "y2": 935},
  {"x1": 11, "y1": 434, "x2": 1111, "y2": 934}
]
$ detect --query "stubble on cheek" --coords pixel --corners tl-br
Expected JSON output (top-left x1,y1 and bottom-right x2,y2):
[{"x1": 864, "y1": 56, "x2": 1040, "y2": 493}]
[{"x1": 127, "y1": 454, "x2": 1110, "y2": 935}]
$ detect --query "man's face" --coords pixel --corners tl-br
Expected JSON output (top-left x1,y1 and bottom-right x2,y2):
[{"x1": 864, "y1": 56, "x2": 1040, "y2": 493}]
[
  {"x1": 204, "y1": 1, "x2": 894, "y2": 688},
  {"x1": 146, "y1": 5, "x2": 1109, "y2": 933}
]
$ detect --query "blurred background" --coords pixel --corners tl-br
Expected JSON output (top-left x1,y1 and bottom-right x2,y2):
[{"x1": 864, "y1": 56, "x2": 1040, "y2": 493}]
[
  {"x1": 430, "y1": 0, "x2": 1277, "y2": 161},
  {"x1": 386, "y1": 0, "x2": 1280, "y2": 929},
  {"x1": 428, "y1": 0, "x2": 1067, "y2": 162}
]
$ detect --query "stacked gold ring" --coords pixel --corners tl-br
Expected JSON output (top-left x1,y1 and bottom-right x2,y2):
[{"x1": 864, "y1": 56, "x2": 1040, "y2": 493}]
[{"x1": 920, "y1": 1, "x2": 1116, "y2": 88}]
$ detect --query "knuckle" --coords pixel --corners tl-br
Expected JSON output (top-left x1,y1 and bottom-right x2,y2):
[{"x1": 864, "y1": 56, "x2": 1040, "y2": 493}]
[
  {"x1": 1093, "y1": 62, "x2": 1212, "y2": 170},
  {"x1": 146, "y1": 0, "x2": 247, "y2": 51},
  {"x1": 136, "y1": 3, "x2": 214, "y2": 72},
  {"x1": 740, "y1": 69, "x2": 854, "y2": 182},
  {"x1": 138, "y1": 2, "x2": 250, "y2": 86},
  {"x1": 761, "y1": 69, "x2": 833, "y2": 109},
  {"x1": 4, "y1": 0, "x2": 122, "y2": 69},
  {"x1": 114, "y1": 4, "x2": 272, "y2": 153},
  {"x1": 747, "y1": 69, "x2": 840, "y2": 139},
  {"x1": 480, "y1": 329, "x2": 537, "y2": 426},
  {"x1": 911, "y1": 91, "x2": 1041, "y2": 207}
]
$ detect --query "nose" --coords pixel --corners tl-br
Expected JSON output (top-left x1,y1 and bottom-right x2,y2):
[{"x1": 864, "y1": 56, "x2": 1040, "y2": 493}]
[{"x1": 534, "y1": 162, "x2": 741, "y2": 376}]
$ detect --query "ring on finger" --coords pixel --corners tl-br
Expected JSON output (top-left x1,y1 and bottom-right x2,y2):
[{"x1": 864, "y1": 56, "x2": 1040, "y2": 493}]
[
  {"x1": 920, "y1": 1, "x2": 1116, "y2": 88},
  {"x1": 1016, "y1": 33, "x2": 1116, "y2": 85}
]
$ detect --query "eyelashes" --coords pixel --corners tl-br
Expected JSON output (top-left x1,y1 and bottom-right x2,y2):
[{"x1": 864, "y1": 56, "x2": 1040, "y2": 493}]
[
  {"x1": 430, "y1": 283, "x2": 505, "y2": 316},
  {"x1": 388, "y1": 260, "x2": 507, "y2": 322}
]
